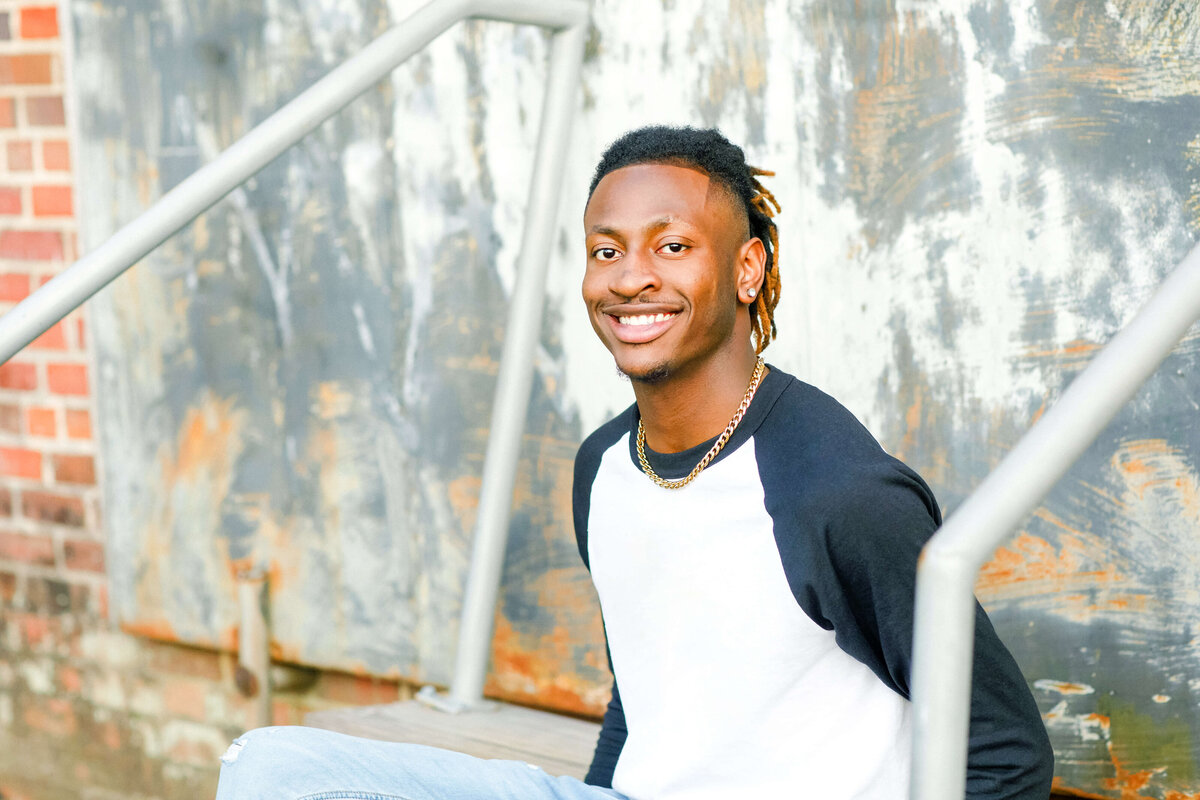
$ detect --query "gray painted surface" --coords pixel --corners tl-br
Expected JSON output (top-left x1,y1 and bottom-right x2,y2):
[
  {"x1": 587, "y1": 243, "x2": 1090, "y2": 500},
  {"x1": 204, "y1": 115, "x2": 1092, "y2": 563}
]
[{"x1": 74, "y1": 0, "x2": 1200, "y2": 793}]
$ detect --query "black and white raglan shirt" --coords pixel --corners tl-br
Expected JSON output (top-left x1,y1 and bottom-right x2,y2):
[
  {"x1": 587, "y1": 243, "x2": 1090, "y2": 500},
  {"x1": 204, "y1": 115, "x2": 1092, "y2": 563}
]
[{"x1": 573, "y1": 366, "x2": 1054, "y2": 800}]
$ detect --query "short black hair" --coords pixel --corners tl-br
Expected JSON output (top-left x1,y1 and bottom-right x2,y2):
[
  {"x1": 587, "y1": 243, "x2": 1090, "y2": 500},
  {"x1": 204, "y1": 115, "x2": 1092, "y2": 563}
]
[{"x1": 587, "y1": 126, "x2": 781, "y2": 353}]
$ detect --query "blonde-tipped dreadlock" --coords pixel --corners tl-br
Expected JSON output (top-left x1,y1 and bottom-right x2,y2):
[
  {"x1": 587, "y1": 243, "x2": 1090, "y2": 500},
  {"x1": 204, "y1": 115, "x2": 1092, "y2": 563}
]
[
  {"x1": 587, "y1": 126, "x2": 784, "y2": 354},
  {"x1": 747, "y1": 166, "x2": 781, "y2": 354}
]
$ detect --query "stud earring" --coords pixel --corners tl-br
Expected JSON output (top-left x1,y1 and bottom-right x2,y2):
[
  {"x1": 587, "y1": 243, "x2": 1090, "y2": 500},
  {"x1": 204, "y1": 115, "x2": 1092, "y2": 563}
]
[{"x1": 747, "y1": 287, "x2": 757, "y2": 298}]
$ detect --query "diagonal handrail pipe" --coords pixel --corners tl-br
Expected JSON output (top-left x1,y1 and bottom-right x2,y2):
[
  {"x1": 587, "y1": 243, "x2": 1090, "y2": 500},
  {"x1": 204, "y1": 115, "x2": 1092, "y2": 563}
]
[
  {"x1": 0, "y1": 0, "x2": 586, "y2": 363},
  {"x1": 910, "y1": 240, "x2": 1200, "y2": 799},
  {"x1": 0, "y1": 0, "x2": 590, "y2": 712}
]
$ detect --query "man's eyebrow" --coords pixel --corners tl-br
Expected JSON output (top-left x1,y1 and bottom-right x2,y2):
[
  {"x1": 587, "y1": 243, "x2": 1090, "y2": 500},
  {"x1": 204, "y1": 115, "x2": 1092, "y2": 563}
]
[{"x1": 586, "y1": 216, "x2": 690, "y2": 236}]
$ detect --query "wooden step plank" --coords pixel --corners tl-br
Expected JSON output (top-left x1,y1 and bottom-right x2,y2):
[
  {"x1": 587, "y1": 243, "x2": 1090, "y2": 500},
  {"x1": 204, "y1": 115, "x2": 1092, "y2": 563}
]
[{"x1": 305, "y1": 700, "x2": 601, "y2": 780}]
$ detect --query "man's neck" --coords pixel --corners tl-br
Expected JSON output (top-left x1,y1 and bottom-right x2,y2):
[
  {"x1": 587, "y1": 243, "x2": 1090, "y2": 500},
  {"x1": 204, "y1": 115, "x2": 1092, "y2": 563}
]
[{"x1": 633, "y1": 347, "x2": 762, "y2": 453}]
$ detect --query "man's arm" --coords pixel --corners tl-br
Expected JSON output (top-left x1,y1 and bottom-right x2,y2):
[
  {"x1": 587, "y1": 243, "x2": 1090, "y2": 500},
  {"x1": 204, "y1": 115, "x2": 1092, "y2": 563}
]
[
  {"x1": 777, "y1": 465, "x2": 1051, "y2": 796},
  {"x1": 571, "y1": 414, "x2": 634, "y2": 787},
  {"x1": 809, "y1": 466, "x2": 1054, "y2": 798}
]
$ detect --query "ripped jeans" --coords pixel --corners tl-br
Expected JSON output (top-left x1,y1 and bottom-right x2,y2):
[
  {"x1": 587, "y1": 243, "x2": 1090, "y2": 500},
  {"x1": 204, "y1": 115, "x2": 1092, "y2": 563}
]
[{"x1": 215, "y1": 726, "x2": 630, "y2": 800}]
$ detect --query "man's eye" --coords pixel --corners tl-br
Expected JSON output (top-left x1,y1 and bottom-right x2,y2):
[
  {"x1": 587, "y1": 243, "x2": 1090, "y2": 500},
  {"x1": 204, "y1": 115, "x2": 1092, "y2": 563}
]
[
  {"x1": 661, "y1": 243, "x2": 688, "y2": 254},
  {"x1": 594, "y1": 247, "x2": 619, "y2": 260}
]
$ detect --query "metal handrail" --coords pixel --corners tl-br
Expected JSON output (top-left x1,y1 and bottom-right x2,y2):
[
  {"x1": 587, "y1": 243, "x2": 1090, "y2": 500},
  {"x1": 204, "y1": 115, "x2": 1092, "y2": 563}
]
[
  {"x1": 0, "y1": 0, "x2": 590, "y2": 712},
  {"x1": 910, "y1": 241, "x2": 1200, "y2": 798}
]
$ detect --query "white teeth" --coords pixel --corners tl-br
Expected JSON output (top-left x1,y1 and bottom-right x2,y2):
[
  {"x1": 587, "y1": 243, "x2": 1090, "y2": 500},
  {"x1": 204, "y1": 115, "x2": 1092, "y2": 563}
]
[{"x1": 618, "y1": 312, "x2": 675, "y2": 326}]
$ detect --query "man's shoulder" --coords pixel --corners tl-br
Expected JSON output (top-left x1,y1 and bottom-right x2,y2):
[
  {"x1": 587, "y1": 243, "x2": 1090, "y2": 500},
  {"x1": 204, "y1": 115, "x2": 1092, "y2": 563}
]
[
  {"x1": 756, "y1": 368, "x2": 892, "y2": 474},
  {"x1": 571, "y1": 405, "x2": 636, "y2": 567},
  {"x1": 574, "y1": 403, "x2": 635, "y2": 486},
  {"x1": 756, "y1": 369, "x2": 939, "y2": 523},
  {"x1": 579, "y1": 404, "x2": 634, "y2": 458}
]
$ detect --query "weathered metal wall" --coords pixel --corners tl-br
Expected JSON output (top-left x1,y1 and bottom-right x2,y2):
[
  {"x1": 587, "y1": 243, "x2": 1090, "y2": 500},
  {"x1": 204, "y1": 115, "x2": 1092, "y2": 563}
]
[{"x1": 72, "y1": 0, "x2": 1200, "y2": 795}]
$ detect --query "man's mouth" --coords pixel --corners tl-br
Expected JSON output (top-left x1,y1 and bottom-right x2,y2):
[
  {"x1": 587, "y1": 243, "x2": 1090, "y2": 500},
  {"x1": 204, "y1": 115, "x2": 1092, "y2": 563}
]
[
  {"x1": 616, "y1": 312, "x2": 677, "y2": 327},
  {"x1": 604, "y1": 309, "x2": 680, "y2": 344}
]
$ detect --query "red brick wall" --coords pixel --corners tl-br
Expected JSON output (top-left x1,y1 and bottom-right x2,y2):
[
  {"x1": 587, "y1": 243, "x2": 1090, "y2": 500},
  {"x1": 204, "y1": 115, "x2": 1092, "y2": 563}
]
[{"x1": 0, "y1": 6, "x2": 414, "y2": 798}]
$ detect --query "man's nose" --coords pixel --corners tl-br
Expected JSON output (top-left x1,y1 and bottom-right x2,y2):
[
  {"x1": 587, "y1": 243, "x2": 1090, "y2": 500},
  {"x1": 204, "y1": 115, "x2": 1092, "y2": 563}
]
[{"x1": 610, "y1": 250, "x2": 660, "y2": 298}]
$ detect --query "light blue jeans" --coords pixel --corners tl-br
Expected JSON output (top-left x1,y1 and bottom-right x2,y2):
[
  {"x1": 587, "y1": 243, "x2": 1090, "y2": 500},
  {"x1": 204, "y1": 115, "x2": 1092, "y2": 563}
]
[{"x1": 214, "y1": 726, "x2": 630, "y2": 799}]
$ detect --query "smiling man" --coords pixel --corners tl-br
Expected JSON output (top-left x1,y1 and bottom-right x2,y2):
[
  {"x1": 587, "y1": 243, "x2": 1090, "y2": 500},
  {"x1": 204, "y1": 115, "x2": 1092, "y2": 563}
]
[
  {"x1": 214, "y1": 127, "x2": 1053, "y2": 800},
  {"x1": 570, "y1": 126, "x2": 1054, "y2": 799}
]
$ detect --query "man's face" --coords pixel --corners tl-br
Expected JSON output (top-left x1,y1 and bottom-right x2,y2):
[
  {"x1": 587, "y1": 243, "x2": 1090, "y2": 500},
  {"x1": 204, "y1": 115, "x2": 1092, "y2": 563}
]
[{"x1": 582, "y1": 163, "x2": 753, "y2": 383}]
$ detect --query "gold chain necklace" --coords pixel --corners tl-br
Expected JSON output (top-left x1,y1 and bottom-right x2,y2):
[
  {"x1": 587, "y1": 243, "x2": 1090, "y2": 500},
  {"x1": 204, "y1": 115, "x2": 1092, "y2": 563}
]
[{"x1": 636, "y1": 358, "x2": 767, "y2": 490}]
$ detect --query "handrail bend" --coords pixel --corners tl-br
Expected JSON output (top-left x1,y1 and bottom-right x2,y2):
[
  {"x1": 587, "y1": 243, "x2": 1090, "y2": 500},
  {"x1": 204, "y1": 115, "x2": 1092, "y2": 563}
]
[
  {"x1": 0, "y1": 0, "x2": 588, "y2": 364},
  {"x1": 910, "y1": 240, "x2": 1200, "y2": 799},
  {"x1": 0, "y1": 0, "x2": 590, "y2": 714}
]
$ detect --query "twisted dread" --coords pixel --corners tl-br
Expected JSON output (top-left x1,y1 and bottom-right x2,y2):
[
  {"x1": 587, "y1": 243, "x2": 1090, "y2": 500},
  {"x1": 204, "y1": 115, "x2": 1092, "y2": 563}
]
[{"x1": 747, "y1": 167, "x2": 781, "y2": 354}]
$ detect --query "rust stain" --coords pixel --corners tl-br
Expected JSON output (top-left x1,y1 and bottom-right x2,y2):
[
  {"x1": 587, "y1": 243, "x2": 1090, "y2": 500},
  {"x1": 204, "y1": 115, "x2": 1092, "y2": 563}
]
[
  {"x1": 163, "y1": 396, "x2": 243, "y2": 484},
  {"x1": 269, "y1": 640, "x2": 304, "y2": 666},
  {"x1": 1052, "y1": 776, "x2": 1115, "y2": 800},
  {"x1": 119, "y1": 618, "x2": 178, "y2": 642},
  {"x1": 875, "y1": 11, "x2": 961, "y2": 86},
  {"x1": 1035, "y1": 679, "x2": 1095, "y2": 696},
  {"x1": 314, "y1": 380, "x2": 355, "y2": 420},
  {"x1": 890, "y1": 375, "x2": 943, "y2": 481},
  {"x1": 120, "y1": 618, "x2": 237, "y2": 652},
  {"x1": 1048, "y1": 692, "x2": 1200, "y2": 800},
  {"x1": 1077, "y1": 480, "x2": 1132, "y2": 514},
  {"x1": 1102, "y1": 746, "x2": 1162, "y2": 799},
  {"x1": 976, "y1": 528, "x2": 1151, "y2": 622},
  {"x1": 844, "y1": 9, "x2": 963, "y2": 208},
  {"x1": 978, "y1": 531, "x2": 1123, "y2": 588},
  {"x1": 703, "y1": 0, "x2": 766, "y2": 109},
  {"x1": 1030, "y1": 399, "x2": 1047, "y2": 426},
  {"x1": 193, "y1": 214, "x2": 209, "y2": 251},
  {"x1": 446, "y1": 475, "x2": 481, "y2": 536},
  {"x1": 133, "y1": 394, "x2": 247, "y2": 631},
  {"x1": 1021, "y1": 338, "x2": 1102, "y2": 368},
  {"x1": 135, "y1": 149, "x2": 160, "y2": 208},
  {"x1": 903, "y1": 391, "x2": 922, "y2": 453},
  {"x1": 1112, "y1": 439, "x2": 1200, "y2": 506},
  {"x1": 486, "y1": 616, "x2": 609, "y2": 719}
]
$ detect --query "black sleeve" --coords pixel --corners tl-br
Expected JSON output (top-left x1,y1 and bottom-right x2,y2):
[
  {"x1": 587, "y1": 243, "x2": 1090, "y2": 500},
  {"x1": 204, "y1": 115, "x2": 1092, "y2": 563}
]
[
  {"x1": 572, "y1": 409, "x2": 632, "y2": 570},
  {"x1": 572, "y1": 414, "x2": 633, "y2": 786},
  {"x1": 782, "y1": 466, "x2": 1054, "y2": 799},
  {"x1": 584, "y1": 677, "x2": 627, "y2": 787}
]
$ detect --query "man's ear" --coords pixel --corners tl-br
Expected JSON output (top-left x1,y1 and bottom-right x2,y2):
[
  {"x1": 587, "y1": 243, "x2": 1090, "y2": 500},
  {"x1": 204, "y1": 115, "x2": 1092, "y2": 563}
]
[{"x1": 736, "y1": 237, "x2": 767, "y2": 305}]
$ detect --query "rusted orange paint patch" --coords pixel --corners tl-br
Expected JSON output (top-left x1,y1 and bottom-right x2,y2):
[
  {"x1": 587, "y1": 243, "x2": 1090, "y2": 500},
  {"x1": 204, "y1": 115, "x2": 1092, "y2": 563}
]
[
  {"x1": 977, "y1": 531, "x2": 1125, "y2": 590},
  {"x1": 1038, "y1": 680, "x2": 1094, "y2": 695},
  {"x1": 163, "y1": 396, "x2": 242, "y2": 484},
  {"x1": 487, "y1": 617, "x2": 608, "y2": 719},
  {"x1": 1052, "y1": 776, "x2": 1115, "y2": 800},
  {"x1": 446, "y1": 475, "x2": 482, "y2": 534},
  {"x1": 120, "y1": 618, "x2": 237, "y2": 652},
  {"x1": 976, "y1": 525, "x2": 1152, "y2": 623},
  {"x1": 127, "y1": 394, "x2": 248, "y2": 646},
  {"x1": 1021, "y1": 338, "x2": 1101, "y2": 368},
  {"x1": 1112, "y1": 439, "x2": 1200, "y2": 507},
  {"x1": 120, "y1": 618, "x2": 178, "y2": 642}
]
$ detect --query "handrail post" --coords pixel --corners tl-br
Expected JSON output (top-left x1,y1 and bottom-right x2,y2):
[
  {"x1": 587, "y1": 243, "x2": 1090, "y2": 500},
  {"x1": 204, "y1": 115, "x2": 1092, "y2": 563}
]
[
  {"x1": 910, "y1": 240, "x2": 1200, "y2": 799},
  {"x1": 0, "y1": 0, "x2": 591, "y2": 716},
  {"x1": 438, "y1": 13, "x2": 589, "y2": 713}
]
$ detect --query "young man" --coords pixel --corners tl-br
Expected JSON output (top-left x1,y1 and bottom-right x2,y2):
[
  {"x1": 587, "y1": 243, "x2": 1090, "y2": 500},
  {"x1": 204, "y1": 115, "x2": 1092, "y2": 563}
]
[
  {"x1": 571, "y1": 126, "x2": 1052, "y2": 799},
  {"x1": 214, "y1": 127, "x2": 1053, "y2": 799}
]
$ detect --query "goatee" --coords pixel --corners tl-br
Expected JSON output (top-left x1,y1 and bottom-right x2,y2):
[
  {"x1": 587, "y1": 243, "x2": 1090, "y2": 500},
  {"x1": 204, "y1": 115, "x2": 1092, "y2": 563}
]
[{"x1": 616, "y1": 361, "x2": 671, "y2": 385}]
